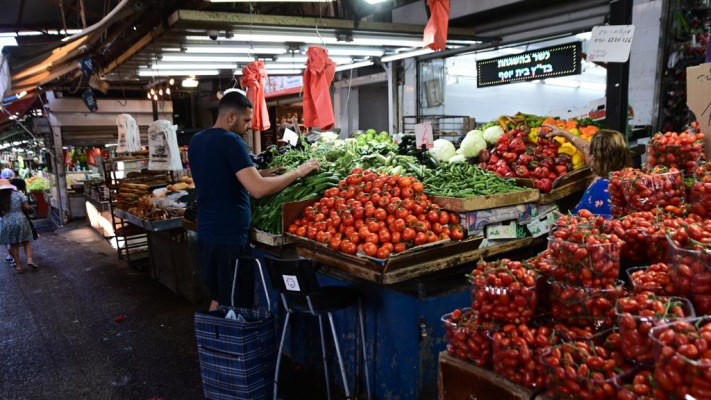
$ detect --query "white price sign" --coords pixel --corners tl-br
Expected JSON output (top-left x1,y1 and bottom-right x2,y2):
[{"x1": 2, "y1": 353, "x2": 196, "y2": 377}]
[
  {"x1": 587, "y1": 25, "x2": 635, "y2": 63},
  {"x1": 415, "y1": 122, "x2": 434, "y2": 149}
]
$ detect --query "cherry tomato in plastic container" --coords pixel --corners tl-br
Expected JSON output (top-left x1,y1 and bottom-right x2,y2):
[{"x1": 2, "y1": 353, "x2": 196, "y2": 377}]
[
  {"x1": 548, "y1": 235, "x2": 622, "y2": 288},
  {"x1": 540, "y1": 330, "x2": 634, "y2": 400},
  {"x1": 626, "y1": 264, "x2": 677, "y2": 296},
  {"x1": 441, "y1": 308, "x2": 494, "y2": 367},
  {"x1": 650, "y1": 316, "x2": 711, "y2": 400},
  {"x1": 668, "y1": 230, "x2": 711, "y2": 315},
  {"x1": 615, "y1": 293, "x2": 694, "y2": 364},
  {"x1": 489, "y1": 324, "x2": 560, "y2": 388},
  {"x1": 614, "y1": 368, "x2": 670, "y2": 400},
  {"x1": 645, "y1": 130, "x2": 704, "y2": 174},
  {"x1": 469, "y1": 259, "x2": 538, "y2": 324},
  {"x1": 550, "y1": 279, "x2": 625, "y2": 329}
]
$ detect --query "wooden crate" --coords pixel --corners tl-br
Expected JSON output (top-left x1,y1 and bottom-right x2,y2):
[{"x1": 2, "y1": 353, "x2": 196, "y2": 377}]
[
  {"x1": 438, "y1": 352, "x2": 539, "y2": 400},
  {"x1": 430, "y1": 188, "x2": 540, "y2": 212},
  {"x1": 292, "y1": 235, "x2": 544, "y2": 285},
  {"x1": 517, "y1": 167, "x2": 594, "y2": 205}
]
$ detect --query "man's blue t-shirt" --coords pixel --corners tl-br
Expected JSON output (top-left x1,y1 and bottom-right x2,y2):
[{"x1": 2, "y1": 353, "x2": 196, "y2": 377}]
[
  {"x1": 188, "y1": 128, "x2": 254, "y2": 245},
  {"x1": 573, "y1": 178, "x2": 611, "y2": 216}
]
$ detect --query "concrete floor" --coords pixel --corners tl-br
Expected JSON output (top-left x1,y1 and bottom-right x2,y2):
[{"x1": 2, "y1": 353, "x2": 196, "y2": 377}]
[{"x1": 0, "y1": 223, "x2": 336, "y2": 400}]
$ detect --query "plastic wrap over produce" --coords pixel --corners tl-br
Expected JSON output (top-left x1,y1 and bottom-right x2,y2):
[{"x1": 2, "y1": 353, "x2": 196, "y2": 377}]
[
  {"x1": 116, "y1": 113, "x2": 141, "y2": 153},
  {"x1": 147, "y1": 120, "x2": 182, "y2": 171}
]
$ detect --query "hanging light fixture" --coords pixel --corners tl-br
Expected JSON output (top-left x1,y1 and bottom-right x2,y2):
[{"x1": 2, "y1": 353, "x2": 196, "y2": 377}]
[
  {"x1": 150, "y1": 88, "x2": 155, "y2": 95},
  {"x1": 147, "y1": 92, "x2": 151, "y2": 99},
  {"x1": 166, "y1": 88, "x2": 171, "y2": 95},
  {"x1": 159, "y1": 88, "x2": 163, "y2": 96},
  {"x1": 169, "y1": 78, "x2": 175, "y2": 85},
  {"x1": 153, "y1": 94, "x2": 158, "y2": 101}
]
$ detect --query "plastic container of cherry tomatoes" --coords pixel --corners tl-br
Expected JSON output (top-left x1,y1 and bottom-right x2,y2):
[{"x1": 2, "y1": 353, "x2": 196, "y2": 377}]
[
  {"x1": 441, "y1": 308, "x2": 495, "y2": 367},
  {"x1": 550, "y1": 279, "x2": 625, "y2": 329},
  {"x1": 650, "y1": 316, "x2": 711, "y2": 400},
  {"x1": 548, "y1": 237, "x2": 622, "y2": 288},
  {"x1": 615, "y1": 296, "x2": 694, "y2": 364}
]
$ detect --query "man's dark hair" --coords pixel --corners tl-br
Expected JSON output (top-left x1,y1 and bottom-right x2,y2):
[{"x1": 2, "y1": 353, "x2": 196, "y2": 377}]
[{"x1": 218, "y1": 91, "x2": 253, "y2": 115}]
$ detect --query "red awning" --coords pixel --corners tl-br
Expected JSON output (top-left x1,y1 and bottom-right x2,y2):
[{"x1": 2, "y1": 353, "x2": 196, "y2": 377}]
[
  {"x1": 241, "y1": 61, "x2": 271, "y2": 131},
  {"x1": 423, "y1": 0, "x2": 450, "y2": 51},
  {"x1": 0, "y1": 95, "x2": 39, "y2": 131},
  {"x1": 303, "y1": 46, "x2": 336, "y2": 130}
]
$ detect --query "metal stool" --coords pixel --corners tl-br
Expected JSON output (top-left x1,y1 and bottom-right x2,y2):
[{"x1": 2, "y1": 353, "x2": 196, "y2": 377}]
[{"x1": 264, "y1": 256, "x2": 371, "y2": 400}]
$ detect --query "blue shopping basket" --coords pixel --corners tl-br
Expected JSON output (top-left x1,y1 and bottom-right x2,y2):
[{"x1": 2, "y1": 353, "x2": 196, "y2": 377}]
[{"x1": 195, "y1": 258, "x2": 275, "y2": 400}]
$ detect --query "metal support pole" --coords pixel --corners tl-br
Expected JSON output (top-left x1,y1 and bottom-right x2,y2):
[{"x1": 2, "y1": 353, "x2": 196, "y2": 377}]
[
  {"x1": 605, "y1": 0, "x2": 634, "y2": 135},
  {"x1": 386, "y1": 63, "x2": 395, "y2": 134}
]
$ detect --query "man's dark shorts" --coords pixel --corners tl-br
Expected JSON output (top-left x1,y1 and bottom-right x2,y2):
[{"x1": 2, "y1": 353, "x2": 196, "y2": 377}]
[{"x1": 197, "y1": 240, "x2": 255, "y2": 307}]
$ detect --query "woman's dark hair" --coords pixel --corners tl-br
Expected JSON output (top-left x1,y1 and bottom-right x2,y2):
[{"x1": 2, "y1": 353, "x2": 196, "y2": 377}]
[{"x1": 0, "y1": 190, "x2": 12, "y2": 217}]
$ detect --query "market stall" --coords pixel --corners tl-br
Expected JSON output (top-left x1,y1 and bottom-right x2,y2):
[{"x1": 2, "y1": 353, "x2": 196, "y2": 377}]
[
  {"x1": 435, "y1": 124, "x2": 711, "y2": 399},
  {"x1": 238, "y1": 113, "x2": 599, "y2": 398}
]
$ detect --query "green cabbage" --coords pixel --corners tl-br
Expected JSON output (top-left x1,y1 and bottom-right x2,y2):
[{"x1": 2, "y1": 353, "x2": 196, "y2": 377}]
[
  {"x1": 483, "y1": 126, "x2": 505, "y2": 145},
  {"x1": 457, "y1": 131, "x2": 487, "y2": 158},
  {"x1": 429, "y1": 139, "x2": 457, "y2": 162}
]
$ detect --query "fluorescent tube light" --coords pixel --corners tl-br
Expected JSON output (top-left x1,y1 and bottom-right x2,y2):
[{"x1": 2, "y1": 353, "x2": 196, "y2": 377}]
[
  {"x1": 364, "y1": 0, "x2": 388, "y2": 3},
  {"x1": 186, "y1": 34, "x2": 337, "y2": 44},
  {"x1": 335, "y1": 61, "x2": 374, "y2": 72},
  {"x1": 544, "y1": 78, "x2": 580, "y2": 88},
  {"x1": 185, "y1": 46, "x2": 286, "y2": 54},
  {"x1": 350, "y1": 37, "x2": 423, "y2": 47},
  {"x1": 235, "y1": 69, "x2": 301, "y2": 76},
  {"x1": 161, "y1": 48, "x2": 182, "y2": 52},
  {"x1": 264, "y1": 64, "x2": 304, "y2": 70},
  {"x1": 325, "y1": 48, "x2": 384, "y2": 57},
  {"x1": 275, "y1": 55, "x2": 353, "y2": 64},
  {"x1": 576, "y1": 32, "x2": 593, "y2": 41},
  {"x1": 268, "y1": 70, "x2": 302, "y2": 75},
  {"x1": 381, "y1": 48, "x2": 433, "y2": 62},
  {"x1": 149, "y1": 63, "x2": 238, "y2": 70},
  {"x1": 139, "y1": 70, "x2": 218, "y2": 76},
  {"x1": 161, "y1": 55, "x2": 255, "y2": 63},
  {"x1": 0, "y1": 37, "x2": 17, "y2": 48}
]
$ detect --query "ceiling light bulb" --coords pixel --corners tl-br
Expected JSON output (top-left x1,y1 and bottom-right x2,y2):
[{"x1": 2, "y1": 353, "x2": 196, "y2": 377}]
[
  {"x1": 166, "y1": 88, "x2": 171, "y2": 95},
  {"x1": 169, "y1": 78, "x2": 175, "y2": 85},
  {"x1": 153, "y1": 94, "x2": 158, "y2": 101},
  {"x1": 150, "y1": 88, "x2": 155, "y2": 95},
  {"x1": 159, "y1": 88, "x2": 163, "y2": 95},
  {"x1": 147, "y1": 93, "x2": 151, "y2": 99}
]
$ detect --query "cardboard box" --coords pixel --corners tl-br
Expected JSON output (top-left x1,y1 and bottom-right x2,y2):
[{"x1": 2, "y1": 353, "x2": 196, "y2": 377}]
[
  {"x1": 485, "y1": 220, "x2": 529, "y2": 240},
  {"x1": 526, "y1": 212, "x2": 560, "y2": 238},
  {"x1": 527, "y1": 203, "x2": 559, "y2": 222},
  {"x1": 460, "y1": 204, "x2": 531, "y2": 236}
]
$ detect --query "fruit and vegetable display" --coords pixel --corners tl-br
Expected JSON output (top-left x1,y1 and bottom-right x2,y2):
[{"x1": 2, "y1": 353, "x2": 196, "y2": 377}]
[
  {"x1": 479, "y1": 125, "x2": 578, "y2": 193},
  {"x1": 422, "y1": 162, "x2": 525, "y2": 198},
  {"x1": 286, "y1": 169, "x2": 465, "y2": 259}
]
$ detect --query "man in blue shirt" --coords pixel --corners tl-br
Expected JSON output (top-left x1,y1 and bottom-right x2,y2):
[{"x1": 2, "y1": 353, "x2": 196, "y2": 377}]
[{"x1": 189, "y1": 91, "x2": 319, "y2": 310}]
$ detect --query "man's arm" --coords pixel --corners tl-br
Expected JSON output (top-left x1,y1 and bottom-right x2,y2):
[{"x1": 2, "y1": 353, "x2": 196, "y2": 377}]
[{"x1": 236, "y1": 160, "x2": 320, "y2": 199}]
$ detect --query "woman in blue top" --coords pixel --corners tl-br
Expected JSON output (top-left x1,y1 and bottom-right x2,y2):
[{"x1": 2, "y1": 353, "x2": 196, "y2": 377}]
[{"x1": 543, "y1": 125, "x2": 631, "y2": 216}]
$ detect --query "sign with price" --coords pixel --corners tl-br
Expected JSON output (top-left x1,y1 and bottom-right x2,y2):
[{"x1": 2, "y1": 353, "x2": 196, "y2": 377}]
[
  {"x1": 415, "y1": 122, "x2": 434, "y2": 149},
  {"x1": 587, "y1": 25, "x2": 635, "y2": 63},
  {"x1": 687, "y1": 62, "x2": 711, "y2": 160}
]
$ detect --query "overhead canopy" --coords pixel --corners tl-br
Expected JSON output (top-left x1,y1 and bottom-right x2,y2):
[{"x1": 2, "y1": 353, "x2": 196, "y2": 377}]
[{"x1": 100, "y1": 9, "x2": 487, "y2": 85}]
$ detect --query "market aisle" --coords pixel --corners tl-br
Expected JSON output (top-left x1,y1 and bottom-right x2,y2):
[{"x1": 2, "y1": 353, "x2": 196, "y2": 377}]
[
  {"x1": 0, "y1": 222, "x2": 341, "y2": 400},
  {"x1": 0, "y1": 223, "x2": 205, "y2": 400}
]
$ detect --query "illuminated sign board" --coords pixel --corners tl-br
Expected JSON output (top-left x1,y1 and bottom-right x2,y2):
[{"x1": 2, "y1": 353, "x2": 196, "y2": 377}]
[{"x1": 477, "y1": 42, "x2": 582, "y2": 87}]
